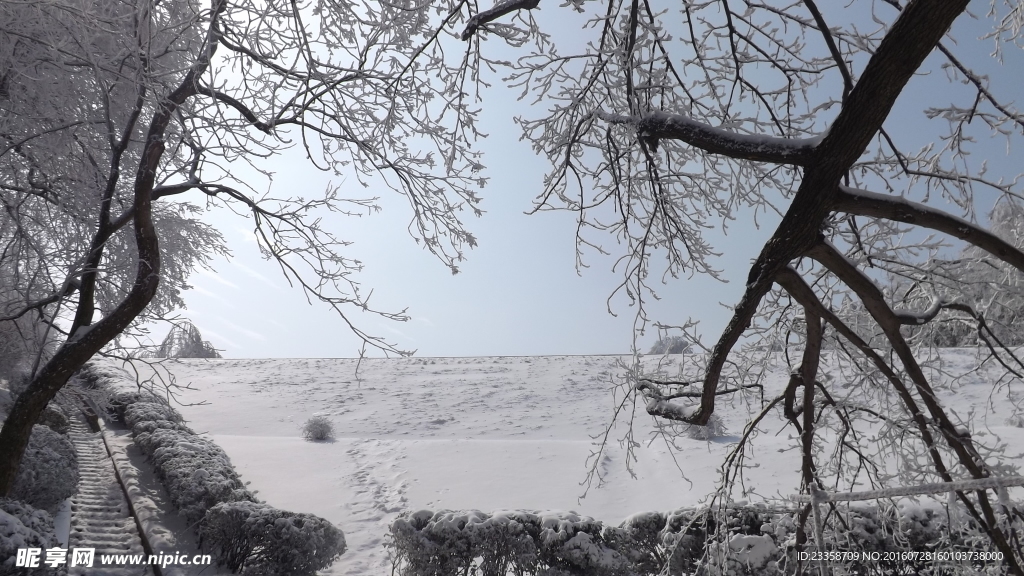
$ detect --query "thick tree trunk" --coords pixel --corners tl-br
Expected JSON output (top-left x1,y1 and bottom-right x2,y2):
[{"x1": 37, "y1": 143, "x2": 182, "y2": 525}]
[
  {"x1": 0, "y1": 140, "x2": 165, "y2": 496},
  {"x1": 692, "y1": 0, "x2": 971, "y2": 424},
  {"x1": 0, "y1": 0, "x2": 222, "y2": 494}
]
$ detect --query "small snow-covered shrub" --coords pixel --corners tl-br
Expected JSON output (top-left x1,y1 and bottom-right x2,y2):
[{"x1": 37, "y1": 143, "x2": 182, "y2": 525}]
[
  {"x1": 38, "y1": 405, "x2": 69, "y2": 435},
  {"x1": 200, "y1": 500, "x2": 346, "y2": 575},
  {"x1": 0, "y1": 498, "x2": 60, "y2": 576},
  {"x1": 10, "y1": 425, "x2": 78, "y2": 512},
  {"x1": 680, "y1": 412, "x2": 727, "y2": 441},
  {"x1": 302, "y1": 415, "x2": 335, "y2": 441},
  {"x1": 1006, "y1": 413, "x2": 1024, "y2": 428}
]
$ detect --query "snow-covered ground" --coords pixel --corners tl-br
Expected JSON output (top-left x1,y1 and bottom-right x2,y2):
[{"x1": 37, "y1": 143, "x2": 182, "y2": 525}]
[{"x1": 136, "y1": 351, "x2": 1024, "y2": 575}]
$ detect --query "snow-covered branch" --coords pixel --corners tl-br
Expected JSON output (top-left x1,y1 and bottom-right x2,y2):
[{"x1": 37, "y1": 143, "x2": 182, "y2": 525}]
[
  {"x1": 594, "y1": 110, "x2": 818, "y2": 165},
  {"x1": 461, "y1": 0, "x2": 540, "y2": 41},
  {"x1": 835, "y1": 185, "x2": 1024, "y2": 273}
]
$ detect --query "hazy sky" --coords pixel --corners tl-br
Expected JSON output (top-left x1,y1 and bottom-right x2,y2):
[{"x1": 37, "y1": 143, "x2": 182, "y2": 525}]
[
  {"x1": 169, "y1": 1, "x2": 1021, "y2": 359},
  {"x1": 180, "y1": 111, "x2": 773, "y2": 358}
]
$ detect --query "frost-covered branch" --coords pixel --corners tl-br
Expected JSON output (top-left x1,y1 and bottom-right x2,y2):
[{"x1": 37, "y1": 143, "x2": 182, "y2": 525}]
[
  {"x1": 194, "y1": 84, "x2": 274, "y2": 133},
  {"x1": 596, "y1": 110, "x2": 818, "y2": 165},
  {"x1": 835, "y1": 185, "x2": 1024, "y2": 273},
  {"x1": 809, "y1": 240, "x2": 1023, "y2": 568},
  {"x1": 680, "y1": 0, "x2": 973, "y2": 429},
  {"x1": 460, "y1": 0, "x2": 541, "y2": 40}
]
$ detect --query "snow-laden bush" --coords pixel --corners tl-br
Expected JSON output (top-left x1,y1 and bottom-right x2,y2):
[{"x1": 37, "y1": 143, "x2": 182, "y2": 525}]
[
  {"x1": 1006, "y1": 413, "x2": 1024, "y2": 428},
  {"x1": 123, "y1": 400, "x2": 184, "y2": 430},
  {"x1": 0, "y1": 498, "x2": 61, "y2": 576},
  {"x1": 10, "y1": 425, "x2": 78, "y2": 512},
  {"x1": 388, "y1": 501, "x2": 1014, "y2": 576},
  {"x1": 302, "y1": 415, "x2": 334, "y2": 441},
  {"x1": 200, "y1": 500, "x2": 346, "y2": 575},
  {"x1": 648, "y1": 335, "x2": 691, "y2": 355},
  {"x1": 680, "y1": 412, "x2": 727, "y2": 441},
  {"x1": 391, "y1": 510, "x2": 548, "y2": 575},
  {"x1": 135, "y1": 427, "x2": 256, "y2": 525},
  {"x1": 111, "y1": 390, "x2": 165, "y2": 423},
  {"x1": 389, "y1": 509, "x2": 634, "y2": 576},
  {"x1": 37, "y1": 405, "x2": 69, "y2": 436}
]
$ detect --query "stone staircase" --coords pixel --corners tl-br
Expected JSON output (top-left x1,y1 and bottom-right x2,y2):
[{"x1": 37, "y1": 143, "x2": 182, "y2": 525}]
[{"x1": 67, "y1": 415, "x2": 153, "y2": 576}]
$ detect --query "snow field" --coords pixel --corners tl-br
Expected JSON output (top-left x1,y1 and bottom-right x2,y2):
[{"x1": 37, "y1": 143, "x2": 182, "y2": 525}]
[{"x1": 144, "y1": 352, "x2": 1024, "y2": 575}]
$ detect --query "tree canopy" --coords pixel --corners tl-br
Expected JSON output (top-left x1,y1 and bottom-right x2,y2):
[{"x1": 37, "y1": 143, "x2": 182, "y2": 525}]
[
  {"x1": 450, "y1": 0, "x2": 1024, "y2": 570},
  {"x1": 2, "y1": 0, "x2": 1024, "y2": 570},
  {"x1": 0, "y1": 0, "x2": 480, "y2": 494}
]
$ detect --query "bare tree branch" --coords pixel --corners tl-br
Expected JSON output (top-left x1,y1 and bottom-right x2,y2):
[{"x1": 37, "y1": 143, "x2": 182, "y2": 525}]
[
  {"x1": 461, "y1": 0, "x2": 541, "y2": 41},
  {"x1": 596, "y1": 110, "x2": 817, "y2": 165},
  {"x1": 835, "y1": 185, "x2": 1024, "y2": 273},
  {"x1": 809, "y1": 241, "x2": 1024, "y2": 571},
  {"x1": 689, "y1": 0, "x2": 971, "y2": 426}
]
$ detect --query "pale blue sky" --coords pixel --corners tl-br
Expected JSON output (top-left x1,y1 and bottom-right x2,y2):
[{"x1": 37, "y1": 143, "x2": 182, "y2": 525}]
[
  {"x1": 169, "y1": 0, "x2": 1021, "y2": 358},
  {"x1": 180, "y1": 113, "x2": 773, "y2": 357}
]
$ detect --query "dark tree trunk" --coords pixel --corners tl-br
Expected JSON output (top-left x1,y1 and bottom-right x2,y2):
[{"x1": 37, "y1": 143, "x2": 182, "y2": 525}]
[
  {"x1": 0, "y1": 140, "x2": 165, "y2": 496},
  {"x1": 693, "y1": 0, "x2": 972, "y2": 424}
]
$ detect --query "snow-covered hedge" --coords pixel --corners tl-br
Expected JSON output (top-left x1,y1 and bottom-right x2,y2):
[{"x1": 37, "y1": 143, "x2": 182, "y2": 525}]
[
  {"x1": 136, "y1": 426, "x2": 257, "y2": 525},
  {"x1": 199, "y1": 500, "x2": 346, "y2": 575},
  {"x1": 10, "y1": 425, "x2": 78, "y2": 512},
  {"x1": 111, "y1": 389, "x2": 172, "y2": 424},
  {"x1": 94, "y1": 367, "x2": 348, "y2": 574},
  {"x1": 0, "y1": 498, "x2": 63, "y2": 576},
  {"x1": 36, "y1": 405, "x2": 69, "y2": 436},
  {"x1": 123, "y1": 400, "x2": 256, "y2": 526},
  {"x1": 389, "y1": 509, "x2": 638, "y2": 576},
  {"x1": 388, "y1": 502, "x2": 1010, "y2": 575}
]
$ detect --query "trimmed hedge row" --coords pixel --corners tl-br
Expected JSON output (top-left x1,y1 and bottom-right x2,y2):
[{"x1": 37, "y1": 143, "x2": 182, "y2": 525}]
[
  {"x1": 388, "y1": 508, "x2": 724, "y2": 576},
  {"x1": 200, "y1": 501, "x2": 347, "y2": 575},
  {"x1": 388, "y1": 503, "x2": 1010, "y2": 576},
  {"x1": 79, "y1": 363, "x2": 346, "y2": 575},
  {"x1": 118, "y1": 394, "x2": 255, "y2": 525}
]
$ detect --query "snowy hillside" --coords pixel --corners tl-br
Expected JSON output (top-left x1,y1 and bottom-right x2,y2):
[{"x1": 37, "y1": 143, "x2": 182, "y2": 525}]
[{"x1": 137, "y1": 352, "x2": 1024, "y2": 575}]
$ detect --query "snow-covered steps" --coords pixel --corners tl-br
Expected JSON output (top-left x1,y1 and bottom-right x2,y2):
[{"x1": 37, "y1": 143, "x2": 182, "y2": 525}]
[{"x1": 67, "y1": 416, "x2": 153, "y2": 576}]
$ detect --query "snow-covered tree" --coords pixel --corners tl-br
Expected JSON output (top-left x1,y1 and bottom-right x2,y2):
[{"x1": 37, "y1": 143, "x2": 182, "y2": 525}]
[
  {"x1": 443, "y1": 0, "x2": 1024, "y2": 571},
  {"x1": 4, "y1": 0, "x2": 1024, "y2": 570},
  {"x1": 0, "y1": 0, "x2": 481, "y2": 495},
  {"x1": 648, "y1": 335, "x2": 691, "y2": 356},
  {"x1": 146, "y1": 321, "x2": 220, "y2": 359}
]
